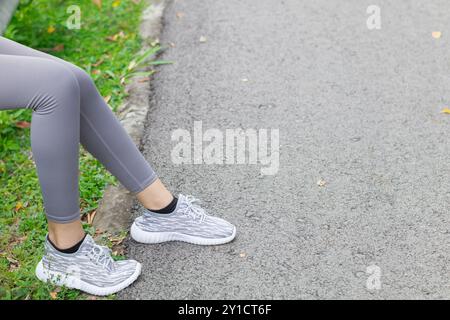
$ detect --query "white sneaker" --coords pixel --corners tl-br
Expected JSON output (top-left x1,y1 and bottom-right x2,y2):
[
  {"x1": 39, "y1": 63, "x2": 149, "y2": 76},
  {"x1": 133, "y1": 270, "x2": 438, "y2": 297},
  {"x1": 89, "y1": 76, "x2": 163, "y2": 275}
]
[
  {"x1": 35, "y1": 234, "x2": 141, "y2": 296},
  {"x1": 131, "y1": 194, "x2": 237, "y2": 245}
]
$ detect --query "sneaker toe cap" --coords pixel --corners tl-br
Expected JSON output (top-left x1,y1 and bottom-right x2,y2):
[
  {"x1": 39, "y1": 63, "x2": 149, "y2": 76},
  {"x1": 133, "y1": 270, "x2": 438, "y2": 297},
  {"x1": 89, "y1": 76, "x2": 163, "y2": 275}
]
[
  {"x1": 114, "y1": 259, "x2": 141, "y2": 280},
  {"x1": 208, "y1": 216, "x2": 236, "y2": 238}
]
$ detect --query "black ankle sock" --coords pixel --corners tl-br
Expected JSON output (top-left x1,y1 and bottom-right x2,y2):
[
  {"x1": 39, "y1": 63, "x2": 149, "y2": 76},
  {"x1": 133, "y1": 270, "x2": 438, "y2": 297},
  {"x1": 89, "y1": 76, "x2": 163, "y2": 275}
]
[
  {"x1": 148, "y1": 196, "x2": 178, "y2": 214},
  {"x1": 48, "y1": 233, "x2": 87, "y2": 254}
]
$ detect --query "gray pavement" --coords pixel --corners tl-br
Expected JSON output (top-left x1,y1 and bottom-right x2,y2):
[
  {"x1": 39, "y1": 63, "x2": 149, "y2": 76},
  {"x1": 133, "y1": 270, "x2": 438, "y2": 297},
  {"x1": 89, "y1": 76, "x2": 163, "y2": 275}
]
[{"x1": 120, "y1": 0, "x2": 450, "y2": 299}]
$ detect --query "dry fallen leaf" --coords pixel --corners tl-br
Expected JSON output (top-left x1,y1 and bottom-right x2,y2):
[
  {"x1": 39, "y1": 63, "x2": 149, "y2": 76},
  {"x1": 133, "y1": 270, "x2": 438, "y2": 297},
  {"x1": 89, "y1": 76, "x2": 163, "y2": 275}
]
[
  {"x1": 199, "y1": 36, "x2": 207, "y2": 43},
  {"x1": 176, "y1": 12, "x2": 185, "y2": 19},
  {"x1": 15, "y1": 121, "x2": 31, "y2": 129},
  {"x1": 92, "y1": 58, "x2": 105, "y2": 67},
  {"x1": 52, "y1": 44, "x2": 64, "y2": 52},
  {"x1": 441, "y1": 108, "x2": 450, "y2": 114},
  {"x1": 7, "y1": 256, "x2": 20, "y2": 271},
  {"x1": 87, "y1": 210, "x2": 97, "y2": 225},
  {"x1": 92, "y1": 0, "x2": 102, "y2": 8},
  {"x1": 103, "y1": 95, "x2": 112, "y2": 104},
  {"x1": 9, "y1": 235, "x2": 27, "y2": 247},
  {"x1": 432, "y1": 31, "x2": 442, "y2": 39},
  {"x1": 317, "y1": 179, "x2": 326, "y2": 187},
  {"x1": 94, "y1": 228, "x2": 105, "y2": 236},
  {"x1": 106, "y1": 31, "x2": 126, "y2": 42},
  {"x1": 109, "y1": 235, "x2": 126, "y2": 246},
  {"x1": 112, "y1": 247, "x2": 125, "y2": 256},
  {"x1": 14, "y1": 202, "x2": 23, "y2": 212}
]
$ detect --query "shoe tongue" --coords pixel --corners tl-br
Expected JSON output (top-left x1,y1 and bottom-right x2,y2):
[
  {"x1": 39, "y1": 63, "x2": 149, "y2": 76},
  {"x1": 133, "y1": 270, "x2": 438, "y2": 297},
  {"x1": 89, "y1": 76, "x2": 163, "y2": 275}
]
[
  {"x1": 79, "y1": 234, "x2": 95, "y2": 250},
  {"x1": 175, "y1": 194, "x2": 186, "y2": 211}
]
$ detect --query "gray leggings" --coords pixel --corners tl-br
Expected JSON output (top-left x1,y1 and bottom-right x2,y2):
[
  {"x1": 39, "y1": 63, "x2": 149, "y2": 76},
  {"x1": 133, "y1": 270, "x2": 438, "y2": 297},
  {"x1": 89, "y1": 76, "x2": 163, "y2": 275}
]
[{"x1": 0, "y1": 36, "x2": 157, "y2": 223}]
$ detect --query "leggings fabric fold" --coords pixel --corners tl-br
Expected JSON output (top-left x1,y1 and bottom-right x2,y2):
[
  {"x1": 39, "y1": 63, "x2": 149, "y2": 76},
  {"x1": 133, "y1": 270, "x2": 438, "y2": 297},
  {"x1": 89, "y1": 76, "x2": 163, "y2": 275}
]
[{"x1": 0, "y1": 36, "x2": 157, "y2": 223}]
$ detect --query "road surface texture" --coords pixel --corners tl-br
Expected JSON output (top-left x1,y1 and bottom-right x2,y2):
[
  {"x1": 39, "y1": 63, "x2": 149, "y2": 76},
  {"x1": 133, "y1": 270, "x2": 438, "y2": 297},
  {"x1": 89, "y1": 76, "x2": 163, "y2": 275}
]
[{"x1": 120, "y1": 0, "x2": 450, "y2": 299}]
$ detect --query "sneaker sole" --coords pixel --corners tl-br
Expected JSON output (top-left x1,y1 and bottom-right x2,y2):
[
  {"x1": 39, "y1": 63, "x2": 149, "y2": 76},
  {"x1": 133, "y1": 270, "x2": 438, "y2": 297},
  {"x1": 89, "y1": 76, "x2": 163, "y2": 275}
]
[
  {"x1": 130, "y1": 222, "x2": 237, "y2": 245},
  {"x1": 35, "y1": 260, "x2": 141, "y2": 296}
]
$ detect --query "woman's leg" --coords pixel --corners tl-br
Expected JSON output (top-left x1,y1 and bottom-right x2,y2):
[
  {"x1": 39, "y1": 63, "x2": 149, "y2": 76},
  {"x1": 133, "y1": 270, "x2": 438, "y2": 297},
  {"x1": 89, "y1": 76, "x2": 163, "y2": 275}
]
[
  {"x1": 0, "y1": 54, "x2": 85, "y2": 247},
  {"x1": 0, "y1": 53, "x2": 141, "y2": 296}
]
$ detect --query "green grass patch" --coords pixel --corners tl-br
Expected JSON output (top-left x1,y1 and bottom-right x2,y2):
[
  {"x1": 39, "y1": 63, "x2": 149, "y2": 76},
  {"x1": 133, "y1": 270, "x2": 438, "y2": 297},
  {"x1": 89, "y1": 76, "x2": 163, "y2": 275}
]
[{"x1": 0, "y1": 0, "x2": 159, "y2": 300}]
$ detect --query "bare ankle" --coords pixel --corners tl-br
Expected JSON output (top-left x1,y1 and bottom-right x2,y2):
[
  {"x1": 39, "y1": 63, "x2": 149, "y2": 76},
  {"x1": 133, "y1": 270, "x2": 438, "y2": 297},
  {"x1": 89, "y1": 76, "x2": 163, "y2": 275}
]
[
  {"x1": 136, "y1": 178, "x2": 174, "y2": 210},
  {"x1": 47, "y1": 219, "x2": 85, "y2": 249}
]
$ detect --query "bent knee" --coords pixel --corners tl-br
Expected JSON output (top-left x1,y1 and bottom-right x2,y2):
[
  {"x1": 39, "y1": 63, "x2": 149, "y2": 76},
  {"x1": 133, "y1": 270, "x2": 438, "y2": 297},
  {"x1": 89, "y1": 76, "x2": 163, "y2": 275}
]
[
  {"x1": 28, "y1": 61, "x2": 80, "y2": 115},
  {"x1": 66, "y1": 64, "x2": 96, "y2": 92}
]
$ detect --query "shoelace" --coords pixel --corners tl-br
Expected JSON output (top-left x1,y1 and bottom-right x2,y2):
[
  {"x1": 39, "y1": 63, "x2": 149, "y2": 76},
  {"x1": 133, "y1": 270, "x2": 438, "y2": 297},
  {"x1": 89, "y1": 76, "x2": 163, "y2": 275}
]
[
  {"x1": 178, "y1": 195, "x2": 207, "y2": 222},
  {"x1": 88, "y1": 244, "x2": 114, "y2": 271}
]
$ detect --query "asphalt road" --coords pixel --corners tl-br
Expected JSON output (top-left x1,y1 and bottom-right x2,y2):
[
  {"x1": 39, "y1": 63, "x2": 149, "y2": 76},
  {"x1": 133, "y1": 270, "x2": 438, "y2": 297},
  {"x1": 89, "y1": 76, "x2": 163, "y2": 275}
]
[{"x1": 120, "y1": 0, "x2": 450, "y2": 299}]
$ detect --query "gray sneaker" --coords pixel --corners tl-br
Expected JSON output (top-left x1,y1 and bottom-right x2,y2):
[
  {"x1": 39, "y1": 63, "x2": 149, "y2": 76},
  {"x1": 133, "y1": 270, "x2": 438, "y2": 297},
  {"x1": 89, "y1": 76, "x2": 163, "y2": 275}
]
[
  {"x1": 131, "y1": 194, "x2": 236, "y2": 245},
  {"x1": 35, "y1": 234, "x2": 141, "y2": 296}
]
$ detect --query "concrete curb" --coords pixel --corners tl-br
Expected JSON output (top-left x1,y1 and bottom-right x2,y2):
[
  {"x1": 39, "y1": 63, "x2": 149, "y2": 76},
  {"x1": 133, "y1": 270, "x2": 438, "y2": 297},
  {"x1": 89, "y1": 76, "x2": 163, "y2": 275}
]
[
  {"x1": 92, "y1": 0, "x2": 166, "y2": 233},
  {"x1": 0, "y1": 0, "x2": 19, "y2": 35}
]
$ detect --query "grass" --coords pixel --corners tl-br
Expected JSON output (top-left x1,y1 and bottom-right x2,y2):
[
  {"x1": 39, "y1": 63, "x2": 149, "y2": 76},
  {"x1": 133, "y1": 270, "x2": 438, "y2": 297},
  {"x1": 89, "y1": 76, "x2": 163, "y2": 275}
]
[{"x1": 0, "y1": 0, "x2": 161, "y2": 300}]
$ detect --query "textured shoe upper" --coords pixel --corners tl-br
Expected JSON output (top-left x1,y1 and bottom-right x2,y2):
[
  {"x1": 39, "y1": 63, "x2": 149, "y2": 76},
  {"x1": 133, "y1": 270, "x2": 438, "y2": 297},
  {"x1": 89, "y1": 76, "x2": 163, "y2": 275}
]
[
  {"x1": 134, "y1": 194, "x2": 235, "y2": 239},
  {"x1": 42, "y1": 234, "x2": 138, "y2": 287}
]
